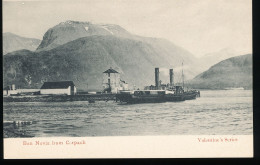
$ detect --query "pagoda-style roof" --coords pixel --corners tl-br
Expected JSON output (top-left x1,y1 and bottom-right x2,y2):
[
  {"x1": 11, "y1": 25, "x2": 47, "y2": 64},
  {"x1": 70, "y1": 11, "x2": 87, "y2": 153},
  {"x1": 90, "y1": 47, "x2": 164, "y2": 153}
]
[{"x1": 103, "y1": 68, "x2": 118, "y2": 73}]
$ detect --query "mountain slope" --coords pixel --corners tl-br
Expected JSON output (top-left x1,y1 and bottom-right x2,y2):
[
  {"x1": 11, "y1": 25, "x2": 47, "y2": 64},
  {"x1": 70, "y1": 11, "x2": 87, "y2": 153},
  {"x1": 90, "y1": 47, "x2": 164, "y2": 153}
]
[
  {"x1": 3, "y1": 21, "x2": 200, "y2": 90},
  {"x1": 36, "y1": 21, "x2": 196, "y2": 63},
  {"x1": 201, "y1": 48, "x2": 239, "y2": 65},
  {"x1": 4, "y1": 34, "x2": 197, "y2": 90},
  {"x1": 3, "y1": 32, "x2": 41, "y2": 55},
  {"x1": 193, "y1": 48, "x2": 241, "y2": 73},
  {"x1": 187, "y1": 54, "x2": 252, "y2": 89},
  {"x1": 36, "y1": 20, "x2": 132, "y2": 51}
]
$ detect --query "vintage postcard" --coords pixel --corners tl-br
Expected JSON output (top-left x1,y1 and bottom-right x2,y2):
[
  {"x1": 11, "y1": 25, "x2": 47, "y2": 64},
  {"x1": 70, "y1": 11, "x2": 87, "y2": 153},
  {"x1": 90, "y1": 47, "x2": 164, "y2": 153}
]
[{"x1": 3, "y1": 0, "x2": 253, "y2": 158}]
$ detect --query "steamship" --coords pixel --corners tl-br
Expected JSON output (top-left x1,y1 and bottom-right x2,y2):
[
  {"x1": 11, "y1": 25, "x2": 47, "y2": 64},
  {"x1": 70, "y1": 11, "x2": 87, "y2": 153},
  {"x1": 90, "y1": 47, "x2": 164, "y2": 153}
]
[{"x1": 116, "y1": 67, "x2": 200, "y2": 104}]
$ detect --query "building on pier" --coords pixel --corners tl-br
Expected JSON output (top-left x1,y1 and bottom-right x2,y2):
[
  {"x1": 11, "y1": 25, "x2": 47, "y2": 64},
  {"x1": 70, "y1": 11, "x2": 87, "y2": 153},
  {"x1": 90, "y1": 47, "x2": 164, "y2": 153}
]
[
  {"x1": 40, "y1": 81, "x2": 76, "y2": 95},
  {"x1": 102, "y1": 67, "x2": 128, "y2": 93}
]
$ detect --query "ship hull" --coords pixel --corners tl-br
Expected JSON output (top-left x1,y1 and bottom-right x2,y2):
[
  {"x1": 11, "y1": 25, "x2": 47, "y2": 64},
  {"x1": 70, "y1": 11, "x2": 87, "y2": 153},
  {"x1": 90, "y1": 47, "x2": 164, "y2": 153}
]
[
  {"x1": 116, "y1": 89, "x2": 200, "y2": 104},
  {"x1": 183, "y1": 92, "x2": 197, "y2": 100},
  {"x1": 116, "y1": 92, "x2": 199, "y2": 104},
  {"x1": 165, "y1": 94, "x2": 185, "y2": 102},
  {"x1": 116, "y1": 93, "x2": 166, "y2": 104}
]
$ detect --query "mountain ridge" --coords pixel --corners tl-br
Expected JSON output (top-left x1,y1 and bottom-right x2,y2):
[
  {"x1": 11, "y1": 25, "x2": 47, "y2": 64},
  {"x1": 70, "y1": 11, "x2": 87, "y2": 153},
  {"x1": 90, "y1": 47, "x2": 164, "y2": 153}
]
[
  {"x1": 187, "y1": 54, "x2": 252, "y2": 89},
  {"x1": 3, "y1": 32, "x2": 41, "y2": 55},
  {"x1": 3, "y1": 34, "x2": 197, "y2": 90},
  {"x1": 36, "y1": 20, "x2": 133, "y2": 51},
  {"x1": 4, "y1": 20, "x2": 247, "y2": 91}
]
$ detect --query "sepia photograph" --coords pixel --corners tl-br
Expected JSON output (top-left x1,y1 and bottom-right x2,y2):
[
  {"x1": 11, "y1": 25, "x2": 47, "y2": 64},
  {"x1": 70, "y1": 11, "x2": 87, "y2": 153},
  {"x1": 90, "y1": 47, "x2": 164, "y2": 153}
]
[{"x1": 3, "y1": 0, "x2": 253, "y2": 158}]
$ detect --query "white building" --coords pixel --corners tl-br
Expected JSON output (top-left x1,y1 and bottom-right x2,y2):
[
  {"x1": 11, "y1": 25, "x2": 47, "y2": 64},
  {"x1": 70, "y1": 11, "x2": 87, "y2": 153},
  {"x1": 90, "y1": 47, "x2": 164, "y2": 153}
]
[
  {"x1": 40, "y1": 81, "x2": 76, "y2": 95},
  {"x1": 3, "y1": 84, "x2": 18, "y2": 96},
  {"x1": 102, "y1": 68, "x2": 128, "y2": 93}
]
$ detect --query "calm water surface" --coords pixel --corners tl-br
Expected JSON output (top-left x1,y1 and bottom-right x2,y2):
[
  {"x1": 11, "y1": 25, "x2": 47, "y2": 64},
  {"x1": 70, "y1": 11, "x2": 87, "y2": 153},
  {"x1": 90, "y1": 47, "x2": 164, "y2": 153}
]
[{"x1": 3, "y1": 90, "x2": 253, "y2": 137}]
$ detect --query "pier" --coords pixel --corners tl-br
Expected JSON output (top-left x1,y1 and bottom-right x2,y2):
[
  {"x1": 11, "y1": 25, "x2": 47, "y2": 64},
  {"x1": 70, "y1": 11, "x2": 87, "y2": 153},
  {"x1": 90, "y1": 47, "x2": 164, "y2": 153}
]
[{"x1": 3, "y1": 93, "x2": 116, "y2": 102}]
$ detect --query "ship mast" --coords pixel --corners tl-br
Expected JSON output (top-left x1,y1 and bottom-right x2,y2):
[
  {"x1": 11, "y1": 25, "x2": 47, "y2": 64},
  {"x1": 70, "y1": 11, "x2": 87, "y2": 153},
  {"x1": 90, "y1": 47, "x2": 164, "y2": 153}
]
[{"x1": 182, "y1": 62, "x2": 184, "y2": 91}]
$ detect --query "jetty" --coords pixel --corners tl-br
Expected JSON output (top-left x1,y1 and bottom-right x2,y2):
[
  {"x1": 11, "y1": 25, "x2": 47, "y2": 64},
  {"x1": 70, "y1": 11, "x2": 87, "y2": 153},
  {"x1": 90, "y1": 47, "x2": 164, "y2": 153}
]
[
  {"x1": 3, "y1": 68, "x2": 127, "y2": 102},
  {"x1": 3, "y1": 93, "x2": 116, "y2": 102}
]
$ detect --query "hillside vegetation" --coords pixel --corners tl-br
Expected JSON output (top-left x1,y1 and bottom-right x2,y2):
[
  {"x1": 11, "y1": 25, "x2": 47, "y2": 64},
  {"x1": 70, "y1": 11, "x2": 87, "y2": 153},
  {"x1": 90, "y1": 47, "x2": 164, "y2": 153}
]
[{"x1": 3, "y1": 34, "x2": 196, "y2": 90}]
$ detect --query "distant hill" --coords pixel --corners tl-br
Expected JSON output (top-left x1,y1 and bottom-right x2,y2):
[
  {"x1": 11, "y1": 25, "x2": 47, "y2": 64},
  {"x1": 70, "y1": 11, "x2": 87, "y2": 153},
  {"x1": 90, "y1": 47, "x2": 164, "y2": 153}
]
[
  {"x1": 201, "y1": 48, "x2": 239, "y2": 65},
  {"x1": 194, "y1": 48, "x2": 241, "y2": 73},
  {"x1": 187, "y1": 54, "x2": 252, "y2": 89},
  {"x1": 3, "y1": 28, "x2": 197, "y2": 90},
  {"x1": 3, "y1": 32, "x2": 41, "y2": 55}
]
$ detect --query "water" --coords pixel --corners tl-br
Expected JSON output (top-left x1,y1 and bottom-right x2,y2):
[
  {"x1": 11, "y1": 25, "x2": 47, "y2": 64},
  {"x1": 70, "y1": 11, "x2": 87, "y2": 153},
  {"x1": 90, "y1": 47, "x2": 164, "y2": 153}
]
[{"x1": 3, "y1": 90, "x2": 253, "y2": 137}]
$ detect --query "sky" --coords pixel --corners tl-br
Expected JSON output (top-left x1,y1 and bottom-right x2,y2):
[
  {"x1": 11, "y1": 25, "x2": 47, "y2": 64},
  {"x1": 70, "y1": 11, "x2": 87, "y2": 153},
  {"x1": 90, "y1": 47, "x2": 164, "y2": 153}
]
[{"x1": 3, "y1": 0, "x2": 252, "y2": 57}]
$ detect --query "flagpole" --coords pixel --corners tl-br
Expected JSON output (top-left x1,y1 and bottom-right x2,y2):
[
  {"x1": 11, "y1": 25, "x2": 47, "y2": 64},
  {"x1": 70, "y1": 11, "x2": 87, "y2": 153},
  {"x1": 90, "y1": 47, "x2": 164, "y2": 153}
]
[{"x1": 182, "y1": 62, "x2": 184, "y2": 91}]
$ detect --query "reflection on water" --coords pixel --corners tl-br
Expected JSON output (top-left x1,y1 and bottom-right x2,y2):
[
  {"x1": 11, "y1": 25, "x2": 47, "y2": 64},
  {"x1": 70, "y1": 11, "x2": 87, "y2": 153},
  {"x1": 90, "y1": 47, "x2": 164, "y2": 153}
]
[{"x1": 3, "y1": 90, "x2": 253, "y2": 137}]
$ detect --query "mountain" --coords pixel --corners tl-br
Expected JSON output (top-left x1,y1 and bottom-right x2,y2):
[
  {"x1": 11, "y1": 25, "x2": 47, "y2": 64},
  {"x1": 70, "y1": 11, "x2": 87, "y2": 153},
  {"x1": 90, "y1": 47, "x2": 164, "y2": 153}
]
[
  {"x1": 3, "y1": 32, "x2": 41, "y2": 55},
  {"x1": 36, "y1": 21, "x2": 196, "y2": 65},
  {"x1": 36, "y1": 20, "x2": 132, "y2": 51},
  {"x1": 201, "y1": 48, "x2": 239, "y2": 64},
  {"x1": 3, "y1": 21, "x2": 198, "y2": 90},
  {"x1": 187, "y1": 54, "x2": 252, "y2": 89},
  {"x1": 191, "y1": 48, "x2": 241, "y2": 77}
]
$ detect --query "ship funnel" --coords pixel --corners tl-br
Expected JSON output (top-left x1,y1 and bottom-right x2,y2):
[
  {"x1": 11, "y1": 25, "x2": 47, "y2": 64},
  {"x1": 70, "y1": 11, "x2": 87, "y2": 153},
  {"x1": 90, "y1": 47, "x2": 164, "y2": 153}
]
[
  {"x1": 169, "y1": 69, "x2": 174, "y2": 86},
  {"x1": 155, "y1": 68, "x2": 159, "y2": 89}
]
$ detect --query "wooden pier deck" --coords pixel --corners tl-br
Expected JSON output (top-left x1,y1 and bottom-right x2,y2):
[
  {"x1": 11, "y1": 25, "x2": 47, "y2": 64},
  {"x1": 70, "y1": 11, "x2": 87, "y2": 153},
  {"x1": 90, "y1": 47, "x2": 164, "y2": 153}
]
[{"x1": 3, "y1": 94, "x2": 116, "y2": 102}]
